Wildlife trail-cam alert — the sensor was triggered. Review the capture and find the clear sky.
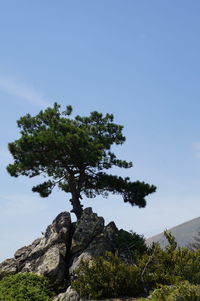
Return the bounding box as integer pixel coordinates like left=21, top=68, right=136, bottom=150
left=0, top=0, right=200, bottom=262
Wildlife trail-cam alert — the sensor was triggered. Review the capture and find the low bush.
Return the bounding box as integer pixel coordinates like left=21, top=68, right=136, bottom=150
left=0, top=273, right=54, bottom=301
left=72, top=252, right=143, bottom=299
left=150, top=281, right=200, bottom=301
left=72, top=231, right=200, bottom=299
left=116, top=229, right=147, bottom=262
left=137, top=232, right=200, bottom=292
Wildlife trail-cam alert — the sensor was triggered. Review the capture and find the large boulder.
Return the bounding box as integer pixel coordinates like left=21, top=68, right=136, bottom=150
left=0, top=212, right=72, bottom=284
left=70, top=207, right=105, bottom=255
left=69, top=208, right=119, bottom=277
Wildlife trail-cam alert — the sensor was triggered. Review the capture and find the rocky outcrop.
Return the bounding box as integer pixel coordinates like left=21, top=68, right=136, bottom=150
left=69, top=220, right=118, bottom=276
left=0, top=212, right=72, bottom=284
left=68, top=208, right=118, bottom=277
left=70, top=207, right=104, bottom=255
left=0, top=207, right=120, bottom=297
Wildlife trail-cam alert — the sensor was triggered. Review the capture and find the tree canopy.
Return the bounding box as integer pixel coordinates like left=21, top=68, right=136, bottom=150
left=7, top=103, right=156, bottom=219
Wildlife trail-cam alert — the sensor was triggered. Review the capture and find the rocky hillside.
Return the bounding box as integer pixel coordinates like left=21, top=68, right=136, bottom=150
left=146, top=216, right=200, bottom=248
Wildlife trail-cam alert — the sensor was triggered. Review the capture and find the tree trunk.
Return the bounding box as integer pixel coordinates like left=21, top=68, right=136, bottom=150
left=70, top=195, right=83, bottom=220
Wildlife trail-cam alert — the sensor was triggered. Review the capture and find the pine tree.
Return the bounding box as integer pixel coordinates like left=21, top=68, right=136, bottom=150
left=7, top=103, right=156, bottom=219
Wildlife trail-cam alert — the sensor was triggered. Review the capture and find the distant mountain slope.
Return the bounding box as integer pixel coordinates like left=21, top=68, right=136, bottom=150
left=146, top=216, right=200, bottom=248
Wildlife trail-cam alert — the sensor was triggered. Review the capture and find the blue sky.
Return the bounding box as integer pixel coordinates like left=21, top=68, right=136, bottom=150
left=0, top=0, right=200, bottom=261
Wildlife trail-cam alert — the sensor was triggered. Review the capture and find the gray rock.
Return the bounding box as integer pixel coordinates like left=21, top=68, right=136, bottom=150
left=70, top=207, right=104, bottom=255
left=69, top=211, right=118, bottom=276
left=0, top=258, right=18, bottom=278
left=0, top=207, right=122, bottom=293
left=83, top=221, right=118, bottom=257
left=0, top=212, right=72, bottom=284
left=53, top=286, right=80, bottom=301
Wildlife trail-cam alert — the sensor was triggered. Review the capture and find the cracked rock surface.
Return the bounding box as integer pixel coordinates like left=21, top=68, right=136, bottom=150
left=0, top=207, right=121, bottom=299
left=0, top=212, right=71, bottom=284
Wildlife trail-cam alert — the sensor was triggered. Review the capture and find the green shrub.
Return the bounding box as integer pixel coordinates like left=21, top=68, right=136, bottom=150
left=0, top=271, right=13, bottom=281
left=137, top=232, right=200, bottom=292
left=150, top=281, right=200, bottom=301
left=117, top=229, right=147, bottom=262
left=72, top=231, right=200, bottom=299
left=72, top=252, right=143, bottom=299
left=0, top=273, right=54, bottom=301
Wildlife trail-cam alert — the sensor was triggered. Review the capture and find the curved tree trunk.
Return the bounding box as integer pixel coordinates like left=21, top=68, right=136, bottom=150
left=70, top=195, right=83, bottom=220
left=68, top=170, right=84, bottom=220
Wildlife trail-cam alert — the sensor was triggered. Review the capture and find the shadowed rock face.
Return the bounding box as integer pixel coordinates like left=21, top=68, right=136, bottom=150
left=70, top=207, right=105, bottom=255
left=0, top=208, right=119, bottom=286
left=69, top=208, right=118, bottom=277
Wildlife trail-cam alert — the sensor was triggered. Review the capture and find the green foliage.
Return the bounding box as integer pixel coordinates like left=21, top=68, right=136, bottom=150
left=0, top=273, right=54, bottom=301
left=164, top=230, right=177, bottom=249
left=150, top=281, right=200, bottom=301
left=117, top=229, right=147, bottom=261
left=72, top=252, right=143, bottom=299
left=137, top=232, right=200, bottom=292
left=7, top=103, right=156, bottom=219
left=71, top=232, right=200, bottom=299
left=0, top=271, right=13, bottom=281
